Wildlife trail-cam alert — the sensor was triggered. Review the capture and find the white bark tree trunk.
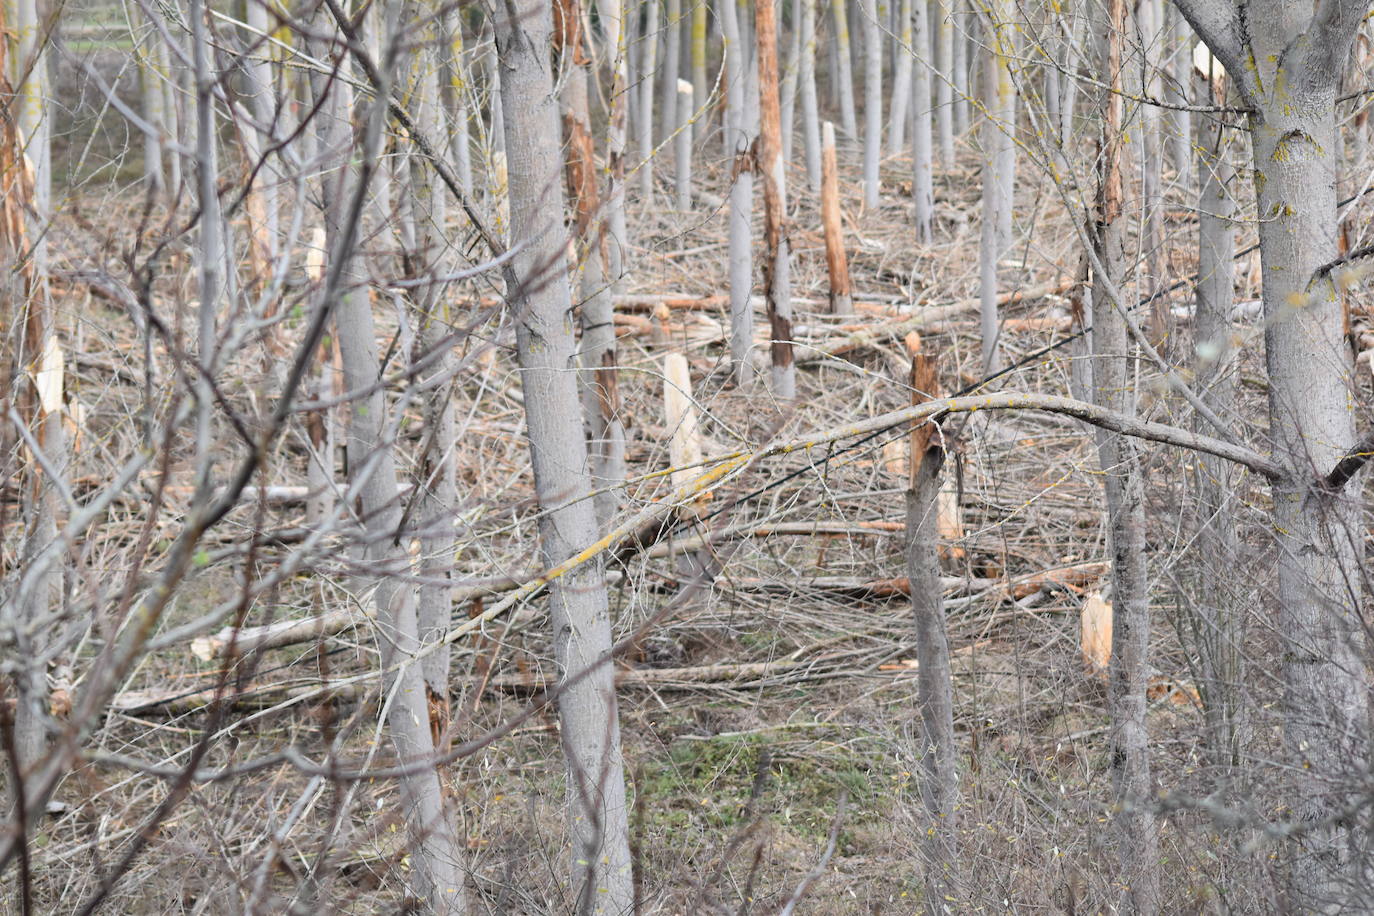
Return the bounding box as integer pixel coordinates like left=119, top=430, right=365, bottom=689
left=494, top=1, right=634, bottom=907
left=830, top=0, right=859, bottom=137
left=1092, top=3, right=1159, bottom=910
left=888, top=0, right=912, bottom=155
left=322, top=7, right=468, bottom=907
left=860, top=0, right=883, bottom=207
left=1172, top=2, right=1370, bottom=904
left=911, top=0, right=934, bottom=242
left=799, top=0, right=823, bottom=192
left=722, top=0, right=758, bottom=385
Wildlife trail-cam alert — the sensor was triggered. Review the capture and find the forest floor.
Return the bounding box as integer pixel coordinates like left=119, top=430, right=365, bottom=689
left=24, top=74, right=1338, bottom=911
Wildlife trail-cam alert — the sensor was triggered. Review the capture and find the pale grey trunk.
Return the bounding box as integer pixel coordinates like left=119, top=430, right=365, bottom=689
left=1136, top=0, right=1166, bottom=339
left=1164, top=5, right=1192, bottom=190
left=781, top=0, right=801, bottom=163
left=691, top=0, right=709, bottom=143
left=987, top=0, right=1015, bottom=247
left=934, top=0, right=954, bottom=163
left=563, top=1, right=627, bottom=526
left=638, top=0, right=660, bottom=197
left=437, top=7, right=474, bottom=195
left=756, top=0, right=795, bottom=399
left=1253, top=101, right=1366, bottom=915
left=322, top=10, right=468, bottom=908
left=910, top=0, right=933, bottom=243
left=951, top=0, right=968, bottom=133
left=1191, top=88, right=1242, bottom=771
left=906, top=452, right=959, bottom=910
left=888, top=0, right=912, bottom=155
left=244, top=0, right=279, bottom=264
left=860, top=0, right=883, bottom=207
left=409, top=31, right=458, bottom=711
left=675, top=81, right=694, bottom=208
left=660, top=0, right=683, bottom=147
left=495, top=1, right=634, bottom=908
left=1170, top=2, right=1371, bottom=901
left=722, top=0, right=757, bottom=385
left=831, top=0, right=858, bottom=137
left=605, top=0, right=631, bottom=286
left=138, top=12, right=166, bottom=194
left=799, top=0, right=823, bottom=192
left=977, top=155, right=1000, bottom=373
left=1090, top=4, right=1158, bottom=910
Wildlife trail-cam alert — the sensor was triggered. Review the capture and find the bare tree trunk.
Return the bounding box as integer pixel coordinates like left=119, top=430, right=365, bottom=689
left=799, top=0, right=823, bottom=192
left=604, top=0, right=631, bottom=287
left=830, top=0, right=858, bottom=137
left=691, top=0, right=710, bottom=142
left=406, top=23, right=459, bottom=738
left=3, top=0, right=66, bottom=835
left=821, top=121, right=853, bottom=315
left=934, top=0, right=954, bottom=163
left=722, top=0, right=757, bottom=385
left=951, top=0, right=969, bottom=134
left=322, top=7, right=468, bottom=908
left=859, top=0, right=883, bottom=207
left=911, top=0, right=933, bottom=243
left=559, top=0, right=627, bottom=525
left=675, top=80, right=694, bottom=208
left=781, top=0, right=801, bottom=163
left=660, top=0, right=683, bottom=148
left=904, top=337, right=959, bottom=911
left=1172, top=3, right=1371, bottom=905
left=1092, top=3, right=1159, bottom=910
left=437, top=7, right=474, bottom=195
left=1190, top=69, right=1242, bottom=773
left=987, top=0, right=1015, bottom=246
left=495, top=1, right=634, bottom=908
left=638, top=0, right=660, bottom=198
left=1164, top=4, right=1192, bottom=190
left=888, top=0, right=912, bottom=155
left=756, top=0, right=795, bottom=399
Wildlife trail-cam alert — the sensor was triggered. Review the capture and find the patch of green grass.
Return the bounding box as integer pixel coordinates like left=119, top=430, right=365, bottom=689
left=634, top=728, right=885, bottom=848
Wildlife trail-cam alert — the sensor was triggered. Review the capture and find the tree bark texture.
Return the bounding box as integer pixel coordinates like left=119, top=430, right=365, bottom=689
left=495, top=0, right=635, bottom=908
left=1092, top=2, right=1159, bottom=911
left=756, top=0, right=795, bottom=398
left=1171, top=3, right=1371, bottom=906
left=323, top=11, right=469, bottom=907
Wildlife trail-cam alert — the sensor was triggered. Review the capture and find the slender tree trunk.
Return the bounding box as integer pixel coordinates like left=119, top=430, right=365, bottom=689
left=904, top=337, right=959, bottom=911
left=820, top=120, right=853, bottom=315
left=405, top=9, right=458, bottom=735
left=911, top=0, right=933, bottom=243
left=1191, top=71, right=1242, bottom=773
left=638, top=0, right=660, bottom=198
left=559, top=0, right=628, bottom=526
left=437, top=7, right=474, bottom=195
left=1164, top=4, right=1192, bottom=190
left=781, top=0, right=801, bottom=163
left=951, top=0, right=968, bottom=133
left=691, top=0, right=709, bottom=142
left=756, top=0, right=795, bottom=399
left=934, top=0, right=954, bottom=163
left=722, top=0, right=757, bottom=385
left=495, top=1, right=634, bottom=908
left=987, top=0, right=1015, bottom=247
left=675, top=80, right=694, bottom=207
left=660, top=0, right=683, bottom=149
left=322, top=7, right=468, bottom=908
left=830, top=0, right=858, bottom=137
left=888, top=0, right=912, bottom=155
left=1092, top=3, right=1159, bottom=910
left=799, top=0, right=822, bottom=192
left=604, top=0, right=631, bottom=286
left=859, top=0, right=883, bottom=207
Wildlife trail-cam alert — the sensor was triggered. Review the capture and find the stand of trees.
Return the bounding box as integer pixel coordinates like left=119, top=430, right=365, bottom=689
left=1, top=0, right=1372, bottom=911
